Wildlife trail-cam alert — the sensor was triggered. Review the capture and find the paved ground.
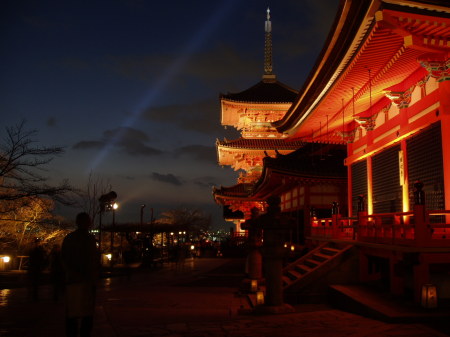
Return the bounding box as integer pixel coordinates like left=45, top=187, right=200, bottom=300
left=0, top=258, right=448, bottom=337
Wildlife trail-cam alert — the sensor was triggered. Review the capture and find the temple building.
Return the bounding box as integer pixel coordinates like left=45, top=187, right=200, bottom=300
left=271, top=0, right=450, bottom=305
left=213, top=8, right=300, bottom=231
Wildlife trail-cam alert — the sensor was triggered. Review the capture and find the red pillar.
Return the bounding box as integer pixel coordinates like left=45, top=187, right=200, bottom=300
left=304, top=185, right=311, bottom=238
left=367, top=157, right=373, bottom=215
left=347, top=143, right=353, bottom=217
left=439, top=80, right=450, bottom=216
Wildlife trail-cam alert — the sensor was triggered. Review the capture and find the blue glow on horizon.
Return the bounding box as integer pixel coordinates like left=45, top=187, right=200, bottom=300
left=89, top=0, right=239, bottom=172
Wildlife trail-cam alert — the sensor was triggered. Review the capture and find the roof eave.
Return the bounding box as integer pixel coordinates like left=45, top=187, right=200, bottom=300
left=273, top=0, right=375, bottom=134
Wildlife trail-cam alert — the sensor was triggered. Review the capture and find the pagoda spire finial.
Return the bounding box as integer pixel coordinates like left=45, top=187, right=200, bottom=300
left=263, top=7, right=276, bottom=82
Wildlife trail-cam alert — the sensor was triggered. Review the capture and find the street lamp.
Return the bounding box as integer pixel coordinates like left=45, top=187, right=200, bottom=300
left=110, top=202, right=119, bottom=267
left=140, top=204, right=146, bottom=226
left=98, top=191, right=117, bottom=254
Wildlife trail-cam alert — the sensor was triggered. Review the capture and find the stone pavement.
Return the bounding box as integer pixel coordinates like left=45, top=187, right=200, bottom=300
left=0, top=258, right=448, bottom=337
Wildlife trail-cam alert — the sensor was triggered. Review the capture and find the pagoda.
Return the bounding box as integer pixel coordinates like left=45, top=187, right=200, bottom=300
left=213, top=8, right=300, bottom=230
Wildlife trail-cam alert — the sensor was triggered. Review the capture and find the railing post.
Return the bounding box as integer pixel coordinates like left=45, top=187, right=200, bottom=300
left=310, top=207, right=318, bottom=236
left=413, top=181, right=430, bottom=246
left=356, top=195, right=366, bottom=240
left=331, top=202, right=341, bottom=238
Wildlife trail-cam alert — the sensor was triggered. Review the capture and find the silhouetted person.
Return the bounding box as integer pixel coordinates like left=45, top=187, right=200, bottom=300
left=175, top=244, right=186, bottom=272
left=122, top=245, right=134, bottom=281
left=49, top=244, right=65, bottom=301
left=62, top=212, right=100, bottom=337
left=27, top=237, right=46, bottom=301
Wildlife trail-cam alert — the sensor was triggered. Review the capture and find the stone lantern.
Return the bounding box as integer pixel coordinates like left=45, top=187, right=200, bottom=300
left=241, top=207, right=263, bottom=285
left=256, top=196, right=295, bottom=313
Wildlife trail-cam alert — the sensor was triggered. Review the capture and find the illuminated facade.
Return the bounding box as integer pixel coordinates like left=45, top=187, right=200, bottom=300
left=275, top=0, right=450, bottom=303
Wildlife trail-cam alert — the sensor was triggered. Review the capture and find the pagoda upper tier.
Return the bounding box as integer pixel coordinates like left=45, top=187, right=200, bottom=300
left=220, top=78, right=298, bottom=138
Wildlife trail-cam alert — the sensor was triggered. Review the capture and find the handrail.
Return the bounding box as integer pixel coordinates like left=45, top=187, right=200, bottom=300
left=359, top=211, right=414, bottom=217
left=310, top=207, right=450, bottom=247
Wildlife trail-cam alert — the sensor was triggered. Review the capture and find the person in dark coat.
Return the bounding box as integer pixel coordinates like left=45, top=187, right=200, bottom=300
left=61, top=212, right=100, bottom=337
left=27, top=237, right=46, bottom=301
left=49, top=244, right=65, bottom=301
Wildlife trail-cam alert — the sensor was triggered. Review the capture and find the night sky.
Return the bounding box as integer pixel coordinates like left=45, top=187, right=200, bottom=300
left=1, top=0, right=339, bottom=228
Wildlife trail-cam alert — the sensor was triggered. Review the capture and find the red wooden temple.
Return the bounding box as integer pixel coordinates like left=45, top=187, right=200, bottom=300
left=272, top=0, right=450, bottom=304
left=214, top=0, right=450, bottom=305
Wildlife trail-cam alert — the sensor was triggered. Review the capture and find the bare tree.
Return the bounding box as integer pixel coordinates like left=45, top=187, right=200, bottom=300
left=157, top=208, right=211, bottom=239
left=0, top=197, right=70, bottom=254
left=0, top=120, right=73, bottom=210
left=76, top=171, right=113, bottom=228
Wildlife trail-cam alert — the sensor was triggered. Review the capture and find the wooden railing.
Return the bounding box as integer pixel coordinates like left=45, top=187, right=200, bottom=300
left=310, top=206, right=450, bottom=247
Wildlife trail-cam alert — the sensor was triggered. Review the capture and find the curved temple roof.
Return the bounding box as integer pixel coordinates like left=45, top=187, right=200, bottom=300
left=216, top=137, right=304, bottom=150
left=221, top=79, right=298, bottom=104
left=213, top=143, right=347, bottom=203
left=273, top=0, right=450, bottom=139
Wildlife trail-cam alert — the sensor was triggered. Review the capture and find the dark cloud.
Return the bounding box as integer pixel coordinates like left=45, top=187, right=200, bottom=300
left=192, top=176, right=220, bottom=189
left=73, top=140, right=104, bottom=150
left=73, top=126, right=163, bottom=156
left=105, top=127, right=162, bottom=156
left=150, top=172, right=183, bottom=186
left=277, top=0, right=339, bottom=61
left=118, top=174, right=136, bottom=181
left=183, top=44, right=259, bottom=81
left=174, top=145, right=216, bottom=164
left=21, top=15, right=52, bottom=29
left=105, top=44, right=259, bottom=86
left=47, top=117, right=56, bottom=127
left=61, top=57, right=91, bottom=71
left=142, top=99, right=225, bottom=136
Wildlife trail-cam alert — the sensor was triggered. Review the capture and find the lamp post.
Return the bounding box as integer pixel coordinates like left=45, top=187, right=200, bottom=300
left=110, top=202, right=118, bottom=267
left=98, top=191, right=117, bottom=261
left=140, top=204, right=146, bottom=226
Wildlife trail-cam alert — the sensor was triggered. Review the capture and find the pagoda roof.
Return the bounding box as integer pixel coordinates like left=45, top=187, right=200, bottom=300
left=273, top=0, right=450, bottom=140
left=213, top=183, right=253, bottom=197
left=261, top=143, right=347, bottom=178
left=216, top=137, right=304, bottom=150
left=213, top=183, right=256, bottom=204
left=213, top=142, right=347, bottom=203
left=252, top=143, right=347, bottom=198
left=221, top=79, right=298, bottom=104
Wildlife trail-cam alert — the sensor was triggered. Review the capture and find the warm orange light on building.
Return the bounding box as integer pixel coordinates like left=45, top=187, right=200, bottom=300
left=367, top=157, right=373, bottom=215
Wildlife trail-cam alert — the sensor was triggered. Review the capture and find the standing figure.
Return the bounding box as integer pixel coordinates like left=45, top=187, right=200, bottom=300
left=49, top=244, right=65, bottom=301
left=62, top=212, right=100, bottom=337
left=27, top=237, right=46, bottom=301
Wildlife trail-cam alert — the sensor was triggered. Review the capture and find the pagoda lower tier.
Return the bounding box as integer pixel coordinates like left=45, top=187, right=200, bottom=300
left=216, top=137, right=305, bottom=175
left=213, top=143, right=348, bottom=235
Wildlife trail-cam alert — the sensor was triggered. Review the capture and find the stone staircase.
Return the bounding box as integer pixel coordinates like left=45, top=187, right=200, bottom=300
left=282, top=242, right=354, bottom=290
